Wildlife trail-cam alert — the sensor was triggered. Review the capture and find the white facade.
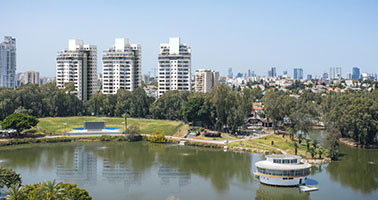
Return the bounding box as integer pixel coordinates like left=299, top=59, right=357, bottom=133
left=195, top=69, right=219, bottom=93
left=56, top=39, right=97, bottom=101
left=0, top=36, right=16, bottom=88
left=102, top=38, right=141, bottom=94
left=255, top=154, right=311, bottom=186
left=158, top=37, right=191, bottom=97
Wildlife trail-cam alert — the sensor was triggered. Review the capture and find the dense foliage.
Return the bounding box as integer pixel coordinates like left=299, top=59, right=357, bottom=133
left=0, top=166, right=91, bottom=200
left=0, top=166, right=22, bottom=188
left=0, top=83, right=376, bottom=144
left=1, top=113, right=39, bottom=133
left=321, top=90, right=378, bottom=145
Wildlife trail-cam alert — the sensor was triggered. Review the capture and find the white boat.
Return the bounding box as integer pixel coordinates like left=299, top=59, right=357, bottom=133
left=178, top=141, right=186, bottom=146
left=254, top=154, right=311, bottom=186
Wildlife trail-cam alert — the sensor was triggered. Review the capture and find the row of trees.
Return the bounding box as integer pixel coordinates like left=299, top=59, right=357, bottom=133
left=264, top=88, right=378, bottom=145
left=0, top=166, right=91, bottom=200
left=321, top=90, right=378, bottom=145
left=1, top=83, right=376, bottom=144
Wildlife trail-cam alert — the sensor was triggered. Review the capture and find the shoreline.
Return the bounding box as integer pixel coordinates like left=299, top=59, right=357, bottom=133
left=0, top=134, right=332, bottom=165
left=338, top=138, right=378, bottom=149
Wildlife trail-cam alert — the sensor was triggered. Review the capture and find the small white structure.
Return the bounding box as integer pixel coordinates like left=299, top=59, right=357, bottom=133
left=254, top=154, right=311, bottom=186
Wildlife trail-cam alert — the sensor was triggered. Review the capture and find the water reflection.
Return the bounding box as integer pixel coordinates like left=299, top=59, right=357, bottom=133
left=56, top=147, right=97, bottom=185
left=102, top=159, right=141, bottom=186
left=158, top=165, right=191, bottom=187
left=255, top=184, right=310, bottom=200
left=326, top=144, right=378, bottom=194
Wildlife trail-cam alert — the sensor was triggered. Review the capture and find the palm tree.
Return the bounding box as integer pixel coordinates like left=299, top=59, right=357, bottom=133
left=308, top=147, right=316, bottom=159
left=293, top=141, right=299, bottom=155
left=297, top=133, right=304, bottom=144
left=2, top=183, right=24, bottom=200
left=287, top=128, right=296, bottom=141
left=40, top=180, right=66, bottom=200
left=304, top=138, right=311, bottom=151
left=318, top=147, right=324, bottom=159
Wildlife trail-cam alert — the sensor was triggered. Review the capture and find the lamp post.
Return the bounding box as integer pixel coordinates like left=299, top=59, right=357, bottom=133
left=64, top=123, right=67, bottom=135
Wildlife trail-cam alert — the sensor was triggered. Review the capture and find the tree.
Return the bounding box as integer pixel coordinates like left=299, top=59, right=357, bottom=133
left=125, top=125, right=142, bottom=142
left=150, top=90, right=189, bottom=120
left=0, top=167, right=22, bottom=188
left=293, top=141, right=299, bottom=155
left=1, top=113, right=39, bottom=134
left=40, top=180, right=66, bottom=200
left=308, top=146, right=316, bottom=159
left=59, top=183, right=92, bottom=200
left=2, top=183, right=24, bottom=200
left=263, top=90, right=288, bottom=133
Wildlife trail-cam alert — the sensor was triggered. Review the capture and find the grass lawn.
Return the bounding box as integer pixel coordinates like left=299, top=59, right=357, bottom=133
left=254, top=134, right=327, bottom=159
left=31, top=117, right=188, bottom=136
left=227, top=140, right=281, bottom=153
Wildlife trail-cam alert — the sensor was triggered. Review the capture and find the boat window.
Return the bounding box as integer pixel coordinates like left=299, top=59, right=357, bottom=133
left=273, top=159, right=282, bottom=163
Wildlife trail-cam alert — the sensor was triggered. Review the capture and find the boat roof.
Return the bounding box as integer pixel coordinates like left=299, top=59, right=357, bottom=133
left=255, top=160, right=311, bottom=170
left=265, top=154, right=302, bottom=160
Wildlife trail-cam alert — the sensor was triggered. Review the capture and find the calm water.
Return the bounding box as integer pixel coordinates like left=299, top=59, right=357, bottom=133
left=0, top=137, right=377, bottom=200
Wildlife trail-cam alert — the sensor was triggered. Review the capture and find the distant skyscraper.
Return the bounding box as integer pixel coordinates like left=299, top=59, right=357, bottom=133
left=283, top=70, right=288, bottom=75
left=0, top=36, right=16, bottom=88
left=56, top=39, right=97, bottom=101
left=22, top=71, right=40, bottom=85
left=293, top=68, right=303, bottom=80
left=195, top=69, right=219, bottom=93
left=307, top=74, right=312, bottom=80
left=102, top=38, right=141, bottom=94
left=336, top=67, right=342, bottom=79
left=323, top=73, right=329, bottom=80
left=330, top=67, right=342, bottom=79
left=236, top=72, right=243, bottom=78
left=345, top=72, right=352, bottom=80
left=228, top=67, right=233, bottom=78
left=248, top=69, right=251, bottom=77
left=158, top=37, right=191, bottom=97
left=329, top=67, right=336, bottom=80
left=352, top=67, right=360, bottom=80
left=271, top=67, right=277, bottom=77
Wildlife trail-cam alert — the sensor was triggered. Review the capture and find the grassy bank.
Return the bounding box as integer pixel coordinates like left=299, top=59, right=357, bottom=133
left=29, top=117, right=188, bottom=136
left=254, top=134, right=327, bottom=158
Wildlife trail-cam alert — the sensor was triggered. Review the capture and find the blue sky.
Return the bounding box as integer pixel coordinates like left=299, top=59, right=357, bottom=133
left=2, top=0, right=378, bottom=77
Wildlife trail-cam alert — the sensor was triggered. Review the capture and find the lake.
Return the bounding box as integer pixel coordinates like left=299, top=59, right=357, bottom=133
left=0, top=135, right=377, bottom=200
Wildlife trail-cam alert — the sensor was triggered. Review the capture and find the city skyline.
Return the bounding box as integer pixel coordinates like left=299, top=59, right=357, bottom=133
left=2, top=0, right=378, bottom=77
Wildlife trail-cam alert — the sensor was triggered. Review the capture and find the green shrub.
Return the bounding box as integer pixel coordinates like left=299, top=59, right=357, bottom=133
left=148, top=131, right=167, bottom=143
left=124, top=125, right=142, bottom=142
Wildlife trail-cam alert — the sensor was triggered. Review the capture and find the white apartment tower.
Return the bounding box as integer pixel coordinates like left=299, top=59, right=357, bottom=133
left=158, top=37, right=191, bottom=97
left=56, top=40, right=97, bottom=101
left=0, top=36, right=16, bottom=88
left=195, top=69, right=219, bottom=93
left=102, top=38, right=141, bottom=94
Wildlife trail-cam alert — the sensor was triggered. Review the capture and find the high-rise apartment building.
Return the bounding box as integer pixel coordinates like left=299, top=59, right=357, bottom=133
left=102, top=38, right=141, bottom=94
left=293, top=68, right=303, bottom=80
left=0, top=36, right=16, bottom=88
left=307, top=74, right=313, bottom=80
left=330, top=67, right=342, bottom=79
left=158, top=37, right=191, bottom=97
left=56, top=39, right=97, bottom=101
left=228, top=67, right=233, bottom=78
left=195, top=69, right=219, bottom=93
left=352, top=67, right=360, bottom=80
left=22, top=71, right=40, bottom=85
